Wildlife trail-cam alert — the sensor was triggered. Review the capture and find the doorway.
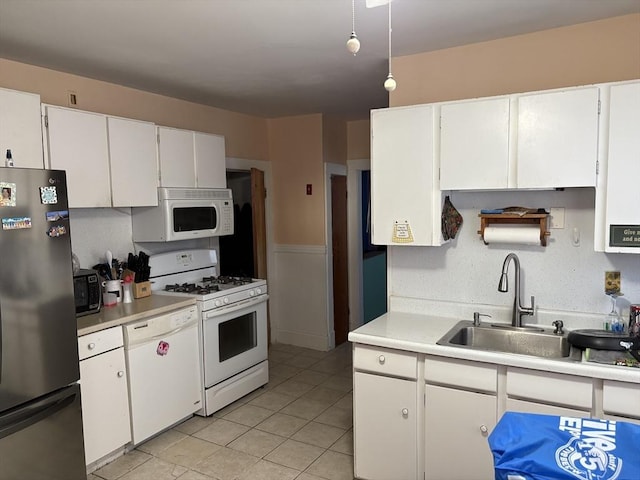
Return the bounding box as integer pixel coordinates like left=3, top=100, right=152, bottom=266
left=219, top=169, right=267, bottom=279
left=331, top=174, right=349, bottom=346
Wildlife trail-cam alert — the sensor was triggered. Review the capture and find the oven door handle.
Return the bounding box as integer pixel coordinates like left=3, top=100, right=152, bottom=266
left=204, top=294, right=268, bottom=318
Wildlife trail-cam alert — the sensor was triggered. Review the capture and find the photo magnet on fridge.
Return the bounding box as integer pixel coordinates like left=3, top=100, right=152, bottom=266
left=0, top=182, right=17, bottom=207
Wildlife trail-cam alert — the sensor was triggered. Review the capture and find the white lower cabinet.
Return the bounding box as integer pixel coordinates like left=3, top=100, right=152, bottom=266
left=78, top=327, right=131, bottom=465
left=505, top=367, right=592, bottom=414
left=424, top=356, right=497, bottom=480
left=353, top=342, right=638, bottom=480
left=505, top=398, right=590, bottom=418
left=425, top=385, right=496, bottom=480
left=353, top=372, right=418, bottom=480
left=353, top=345, right=418, bottom=480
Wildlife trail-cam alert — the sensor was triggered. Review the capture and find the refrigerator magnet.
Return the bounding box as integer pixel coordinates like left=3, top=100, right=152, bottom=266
left=46, top=225, right=67, bottom=237
left=2, top=216, right=32, bottom=230
left=46, top=210, right=69, bottom=222
left=39, top=186, right=58, bottom=204
left=0, top=182, right=16, bottom=207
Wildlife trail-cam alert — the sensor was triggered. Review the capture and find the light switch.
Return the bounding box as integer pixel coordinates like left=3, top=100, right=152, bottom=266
left=550, top=207, right=565, bottom=229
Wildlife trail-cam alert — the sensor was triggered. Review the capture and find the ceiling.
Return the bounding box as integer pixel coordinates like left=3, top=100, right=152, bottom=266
left=0, top=0, right=638, bottom=119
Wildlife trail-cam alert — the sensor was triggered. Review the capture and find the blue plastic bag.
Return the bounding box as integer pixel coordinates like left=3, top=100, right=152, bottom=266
left=489, top=412, right=640, bottom=480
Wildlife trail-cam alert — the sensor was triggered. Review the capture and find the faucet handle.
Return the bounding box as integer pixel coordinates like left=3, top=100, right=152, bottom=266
left=526, top=295, right=535, bottom=315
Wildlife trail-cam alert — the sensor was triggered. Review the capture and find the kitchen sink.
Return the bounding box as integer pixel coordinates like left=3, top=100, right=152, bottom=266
left=436, top=320, right=571, bottom=359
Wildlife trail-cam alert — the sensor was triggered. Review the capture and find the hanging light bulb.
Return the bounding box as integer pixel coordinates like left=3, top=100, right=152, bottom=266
left=347, top=33, right=360, bottom=55
left=383, top=0, right=397, bottom=91
left=346, top=0, right=361, bottom=55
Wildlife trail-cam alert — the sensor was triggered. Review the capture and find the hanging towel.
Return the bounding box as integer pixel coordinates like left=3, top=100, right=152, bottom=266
left=441, top=195, right=463, bottom=240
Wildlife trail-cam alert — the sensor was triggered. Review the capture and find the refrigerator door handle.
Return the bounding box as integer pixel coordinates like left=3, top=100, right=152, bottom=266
left=0, top=387, right=77, bottom=440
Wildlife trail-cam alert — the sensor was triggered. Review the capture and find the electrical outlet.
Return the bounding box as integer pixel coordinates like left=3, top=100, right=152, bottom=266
left=549, top=207, right=565, bottom=229
left=605, top=271, right=621, bottom=295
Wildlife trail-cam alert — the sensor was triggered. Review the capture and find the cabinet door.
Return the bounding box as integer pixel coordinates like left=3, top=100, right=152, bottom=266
left=354, top=372, right=417, bottom=480
left=194, top=132, right=226, bottom=188
left=0, top=88, right=43, bottom=168
left=44, top=106, right=111, bottom=207
left=517, top=87, right=599, bottom=188
left=371, top=105, right=440, bottom=246
left=440, top=97, right=510, bottom=190
left=158, top=126, right=195, bottom=187
left=79, top=348, right=131, bottom=465
left=108, top=117, right=158, bottom=207
left=604, top=82, right=640, bottom=253
left=424, top=385, right=496, bottom=480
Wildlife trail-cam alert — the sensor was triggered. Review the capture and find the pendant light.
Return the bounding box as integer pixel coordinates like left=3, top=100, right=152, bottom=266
left=346, top=0, right=361, bottom=55
left=383, top=0, right=396, bottom=92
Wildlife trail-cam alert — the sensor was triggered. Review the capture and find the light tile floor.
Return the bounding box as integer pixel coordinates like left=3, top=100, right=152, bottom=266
left=90, top=342, right=355, bottom=480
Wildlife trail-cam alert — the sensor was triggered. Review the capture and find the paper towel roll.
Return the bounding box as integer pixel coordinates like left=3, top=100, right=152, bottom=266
left=483, top=225, right=541, bottom=245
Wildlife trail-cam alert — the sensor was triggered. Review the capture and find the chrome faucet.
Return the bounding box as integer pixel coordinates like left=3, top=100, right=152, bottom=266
left=498, top=253, right=535, bottom=327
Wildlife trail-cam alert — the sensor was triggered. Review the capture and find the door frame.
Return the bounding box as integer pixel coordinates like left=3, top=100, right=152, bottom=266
left=347, top=159, right=370, bottom=332
left=225, top=156, right=274, bottom=326
left=324, top=162, right=347, bottom=350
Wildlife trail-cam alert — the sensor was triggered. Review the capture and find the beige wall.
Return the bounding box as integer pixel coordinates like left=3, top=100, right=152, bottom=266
left=390, top=14, right=640, bottom=107
left=268, top=114, right=325, bottom=245
left=0, top=58, right=269, bottom=160
left=322, top=115, right=347, bottom=166
left=347, top=119, right=371, bottom=160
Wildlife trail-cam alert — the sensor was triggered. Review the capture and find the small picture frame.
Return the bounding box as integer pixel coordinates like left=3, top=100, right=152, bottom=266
left=0, top=182, right=17, bottom=207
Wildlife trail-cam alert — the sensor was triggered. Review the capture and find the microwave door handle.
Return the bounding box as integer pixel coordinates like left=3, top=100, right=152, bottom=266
left=204, top=295, right=268, bottom=319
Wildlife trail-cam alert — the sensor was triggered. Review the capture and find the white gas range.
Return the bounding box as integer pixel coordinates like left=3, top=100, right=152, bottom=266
left=149, top=249, right=269, bottom=416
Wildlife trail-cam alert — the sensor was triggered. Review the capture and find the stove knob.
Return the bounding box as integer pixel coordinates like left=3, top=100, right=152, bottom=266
left=256, top=288, right=262, bottom=295
left=223, top=297, right=229, bottom=304
left=214, top=300, right=222, bottom=307
left=249, top=289, right=255, bottom=297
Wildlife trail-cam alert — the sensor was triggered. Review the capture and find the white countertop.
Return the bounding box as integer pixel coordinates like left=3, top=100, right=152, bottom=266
left=77, top=294, right=197, bottom=336
left=348, top=311, right=640, bottom=384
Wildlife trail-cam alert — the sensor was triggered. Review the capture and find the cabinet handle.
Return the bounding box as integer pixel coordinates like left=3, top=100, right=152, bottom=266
left=402, top=408, right=409, bottom=417
left=378, top=355, right=386, bottom=365
left=87, top=343, right=96, bottom=350
left=480, top=424, right=488, bottom=435
left=117, top=371, right=125, bottom=378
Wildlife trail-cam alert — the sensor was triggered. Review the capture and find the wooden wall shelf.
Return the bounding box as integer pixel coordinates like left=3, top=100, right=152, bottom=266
left=477, top=213, right=550, bottom=246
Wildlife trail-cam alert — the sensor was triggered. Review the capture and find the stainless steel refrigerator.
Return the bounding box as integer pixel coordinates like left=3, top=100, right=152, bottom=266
left=0, top=167, right=86, bottom=479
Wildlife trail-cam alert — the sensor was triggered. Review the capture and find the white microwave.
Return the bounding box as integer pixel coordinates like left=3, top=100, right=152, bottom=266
left=132, top=188, right=234, bottom=242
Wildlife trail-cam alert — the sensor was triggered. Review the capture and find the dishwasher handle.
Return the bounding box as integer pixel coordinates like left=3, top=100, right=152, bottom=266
left=125, top=319, right=197, bottom=347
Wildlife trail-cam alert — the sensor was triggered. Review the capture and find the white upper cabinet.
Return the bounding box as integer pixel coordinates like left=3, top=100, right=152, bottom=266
left=108, top=116, right=158, bottom=207
left=43, top=105, right=158, bottom=208
left=158, top=127, right=226, bottom=188
left=44, top=105, right=111, bottom=207
left=194, top=132, right=226, bottom=188
left=0, top=87, right=44, bottom=168
left=602, top=81, right=640, bottom=253
left=439, top=86, right=599, bottom=190
left=517, top=87, right=599, bottom=188
left=440, top=97, right=510, bottom=190
left=371, top=104, right=442, bottom=246
left=157, top=126, right=196, bottom=187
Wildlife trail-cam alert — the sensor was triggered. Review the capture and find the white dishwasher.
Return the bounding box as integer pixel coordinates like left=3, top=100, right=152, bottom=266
left=123, top=305, right=201, bottom=445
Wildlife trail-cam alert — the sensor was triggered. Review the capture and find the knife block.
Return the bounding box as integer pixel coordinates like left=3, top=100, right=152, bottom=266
left=133, top=281, right=151, bottom=299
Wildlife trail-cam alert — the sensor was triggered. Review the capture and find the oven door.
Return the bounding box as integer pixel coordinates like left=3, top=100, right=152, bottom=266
left=202, top=295, right=268, bottom=388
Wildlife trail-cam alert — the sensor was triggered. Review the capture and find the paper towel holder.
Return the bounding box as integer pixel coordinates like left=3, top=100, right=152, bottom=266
left=478, top=213, right=550, bottom=246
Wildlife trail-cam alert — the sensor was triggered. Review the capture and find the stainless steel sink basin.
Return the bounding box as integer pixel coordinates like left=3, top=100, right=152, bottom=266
left=436, top=320, right=570, bottom=358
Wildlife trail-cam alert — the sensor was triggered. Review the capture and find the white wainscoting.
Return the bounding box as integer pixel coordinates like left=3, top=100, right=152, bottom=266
left=272, top=244, right=330, bottom=351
